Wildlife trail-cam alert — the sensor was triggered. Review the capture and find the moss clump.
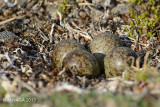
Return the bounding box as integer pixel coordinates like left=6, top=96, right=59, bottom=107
left=125, top=0, right=160, bottom=38
left=57, top=0, right=72, bottom=19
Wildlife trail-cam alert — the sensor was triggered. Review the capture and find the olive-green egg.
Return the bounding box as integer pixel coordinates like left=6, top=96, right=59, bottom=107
left=52, top=39, right=85, bottom=68
left=104, top=47, right=137, bottom=77
left=62, top=50, right=100, bottom=77
left=90, top=32, right=122, bottom=72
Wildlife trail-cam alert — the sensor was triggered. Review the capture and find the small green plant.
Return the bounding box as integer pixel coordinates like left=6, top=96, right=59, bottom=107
left=124, top=51, right=158, bottom=81
left=125, top=0, right=160, bottom=38
left=57, top=0, right=72, bottom=19
left=129, top=0, right=143, bottom=4
left=0, top=84, right=6, bottom=101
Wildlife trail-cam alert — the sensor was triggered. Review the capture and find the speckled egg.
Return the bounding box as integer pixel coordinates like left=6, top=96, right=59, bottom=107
left=62, top=50, right=100, bottom=77
left=104, top=47, right=137, bottom=77
left=90, top=32, right=122, bottom=72
left=52, top=39, right=85, bottom=68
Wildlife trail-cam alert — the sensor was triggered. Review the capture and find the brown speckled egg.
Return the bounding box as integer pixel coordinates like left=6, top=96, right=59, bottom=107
left=62, top=50, right=100, bottom=77
left=104, top=47, right=137, bottom=77
left=52, top=39, right=85, bottom=68
left=90, top=32, right=122, bottom=72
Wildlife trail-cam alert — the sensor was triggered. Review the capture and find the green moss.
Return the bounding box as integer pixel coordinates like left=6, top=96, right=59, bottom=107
left=0, top=90, right=149, bottom=107
left=125, top=0, right=160, bottom=38
left=135, top=71, right=147, bottom=81
left=57, top=0, right=72, bottom=19
left=0, top=84, right=6, bottom=101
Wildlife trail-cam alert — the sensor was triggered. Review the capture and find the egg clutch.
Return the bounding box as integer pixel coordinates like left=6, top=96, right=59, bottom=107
left=52, top=32, right=137, bottom=78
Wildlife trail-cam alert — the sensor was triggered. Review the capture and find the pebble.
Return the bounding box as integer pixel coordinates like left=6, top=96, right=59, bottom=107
left=0, top=31, right=17, bottom=43
left=46, top=4, right=58, bottom=19
left=23, top=19, right=30, bottom=24
left=3, top=9, right=13, bottom=17
left=111, top=4, right=129, bottom=15
left=92, top=0, right=117, bottom=9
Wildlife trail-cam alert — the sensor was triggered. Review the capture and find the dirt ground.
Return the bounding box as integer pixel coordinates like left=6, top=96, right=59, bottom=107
left=0, top=0, right=160, bottom=106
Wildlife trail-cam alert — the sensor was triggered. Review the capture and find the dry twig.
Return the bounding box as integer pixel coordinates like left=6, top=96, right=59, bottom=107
left=0, top=16, right=24, bottom=25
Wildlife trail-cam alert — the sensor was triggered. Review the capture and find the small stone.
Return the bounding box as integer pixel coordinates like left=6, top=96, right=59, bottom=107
left=23, top=19, right=30, bottom=24
left=46, top=5, right=58, bottom=19
left=16, top=0, right=28, bottom=8
left=0, top=31, right=17, bottom=43
left=3, top=9, right=13, bottom=17
left=92, top=0, right=117, bottom=9
left=111, top=4, right=129, bottom=15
